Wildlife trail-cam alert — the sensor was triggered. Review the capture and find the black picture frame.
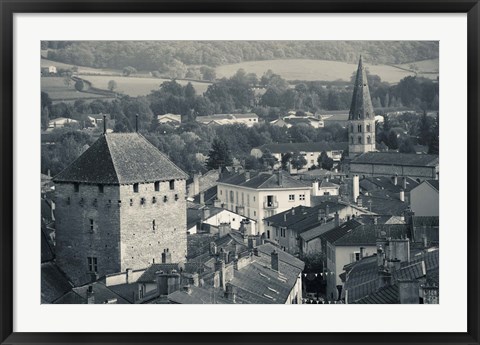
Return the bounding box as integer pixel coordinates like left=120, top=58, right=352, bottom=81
left=1, top=1, right=479, bottom=344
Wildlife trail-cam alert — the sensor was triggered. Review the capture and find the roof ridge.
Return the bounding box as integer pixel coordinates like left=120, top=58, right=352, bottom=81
left=104, top=134, right=121, bottom=184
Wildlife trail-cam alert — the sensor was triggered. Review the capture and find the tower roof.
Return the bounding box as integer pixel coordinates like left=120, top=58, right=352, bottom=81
left=349, top=56, right=375, bottom=120
left=53, top=133, right=188, bottom=184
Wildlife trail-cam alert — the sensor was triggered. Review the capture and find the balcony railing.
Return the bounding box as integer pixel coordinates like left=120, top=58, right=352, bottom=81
left=263, top=201, right=279, bottom=209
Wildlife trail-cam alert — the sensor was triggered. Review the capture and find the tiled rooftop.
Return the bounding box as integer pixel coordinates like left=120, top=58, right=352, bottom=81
left=53, top=133, right=188, bottom=184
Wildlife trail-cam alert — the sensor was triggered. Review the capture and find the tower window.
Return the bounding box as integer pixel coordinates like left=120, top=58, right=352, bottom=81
left=98, top=184, right=104, bottom=193
left=133, top=183, right=139, bottom=193
left=87, top=257, right=98, bottom=273
left=74, top=183, right=79, bottom=192
left=367, top=136, right=371, bottom=144
left=169, top=180, right=175, bottom=190
left=154, top=181, right=160, bottom=192
left=366, top=124, right=371, bottom=132
left=350, top=136, right=354, bottom=144
left=350, top=124, right=354, bottom=132
left=358, top=136, right=362, bottom=144
left=89, top=219, right=94, bottom=233
left=357, top=124, right=362, bottom=132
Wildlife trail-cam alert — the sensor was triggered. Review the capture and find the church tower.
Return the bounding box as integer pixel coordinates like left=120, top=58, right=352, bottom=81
left=348, top=56, right=376, bottom=157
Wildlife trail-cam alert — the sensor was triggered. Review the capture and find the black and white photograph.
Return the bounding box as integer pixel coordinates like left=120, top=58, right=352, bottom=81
left=40, top=40, right=440, bottom=305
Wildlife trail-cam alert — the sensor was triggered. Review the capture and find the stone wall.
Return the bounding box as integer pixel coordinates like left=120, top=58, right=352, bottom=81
left=55, top=182, right=122, bottom=286
left=119, top=179, right=187, bottom=272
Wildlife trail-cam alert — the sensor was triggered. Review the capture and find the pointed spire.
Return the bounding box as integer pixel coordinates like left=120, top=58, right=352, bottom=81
left=349, top=56, right=374, bottom=120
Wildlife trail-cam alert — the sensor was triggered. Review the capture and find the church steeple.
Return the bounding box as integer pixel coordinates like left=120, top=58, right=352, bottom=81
left=349, top=55, right=375, bottom=120
left=347, top=56, right=376, bottom=157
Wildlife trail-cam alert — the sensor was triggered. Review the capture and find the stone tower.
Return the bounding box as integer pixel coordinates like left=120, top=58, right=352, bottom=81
left=53, top=132, right=188, bottom=286
left=348, top=56, right=376, bottom=157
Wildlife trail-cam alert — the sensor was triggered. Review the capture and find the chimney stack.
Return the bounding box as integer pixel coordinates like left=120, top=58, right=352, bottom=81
left=225, top=283, right=237, bottom=303
left=402, top=177, right=407, bottom=190
left=161, top=248, right=172, bottom=264
left=359, top=247, right=365, bottom=259
left=277, top=171, right=283, bottom=187
left=210, top=242, right=217, bottom=255
left=377, top=246, right=385, bottom=267
left=245, top=171, right=250, bottom=181
left=214, top=259, right=226, bottom=289
left=86, top=285, right=95, bottom=304
left=103, top=114, right=107, bottom=135
left=199, top=192, right=205, bottom=205
left=202, top=207, right=210, bottom=221
left=352, top=175, right=359, bottom=203
left=126, top=268, right=133, bottom=284
left=334, top=212, right=340, bottom=227
left=392, top=174, right=398, bottom=186
left=271, top=250, right=279, bottom=272
left=399, top=189, right=405, bottom=202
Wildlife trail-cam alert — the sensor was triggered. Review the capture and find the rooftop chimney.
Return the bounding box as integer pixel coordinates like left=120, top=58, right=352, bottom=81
left=86, top=285, right=95, bottom=304
left=103, top=114, right=107, bottom=135
left=402, top=176, right=407, bottom=190
left=392, top=174, right=398, bottom=186
left=334, top=212, right=340, bottom=227
left=202, top=207, right=210, bottom=220
left=199, top=192, right=205, bottom=205
left=245, top=171, right=250, bottom=181
left=161, top=248, right=172, bottom=264
left=359, top=247, right=365, bottom=259
left=277, top=171, right=283, bottom=187
left=352, top=175, right=359, bottom=203
left=271, top=250, right=279, bottom=272
left=126, top=268, right=133, bottom=284
left=291, top=207, right=295, bottom=216
left=214, top=259, right=226, bottom=289
left=210, top=242, right=217, bottom=255
left=399, top=189, right=405, bottom=202
left=377, top=246, right=385, bottom=267
left=225, top=283, right=237, bottom=303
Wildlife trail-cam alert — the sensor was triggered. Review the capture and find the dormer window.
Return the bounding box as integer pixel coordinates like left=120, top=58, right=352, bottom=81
left=133, top=183, right=139, bottom=193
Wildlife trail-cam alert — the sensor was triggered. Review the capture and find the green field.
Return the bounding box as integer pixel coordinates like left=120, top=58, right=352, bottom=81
left=82, top=76, right=212, bottom=97
left=216, top=59, right=439, bottom=84
left=396, top=58, right=439, bottom=79
left=41, top=77, right=110, bottom=102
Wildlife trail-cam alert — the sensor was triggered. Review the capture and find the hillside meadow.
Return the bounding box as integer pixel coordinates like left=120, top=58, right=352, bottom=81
left=82, top=76, right=212, bottom=97
left=216, top=59, right=439, bottom=84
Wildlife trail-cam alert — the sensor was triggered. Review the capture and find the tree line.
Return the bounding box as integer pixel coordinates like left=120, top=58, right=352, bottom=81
left=43, top=40, right=438, bottom=74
